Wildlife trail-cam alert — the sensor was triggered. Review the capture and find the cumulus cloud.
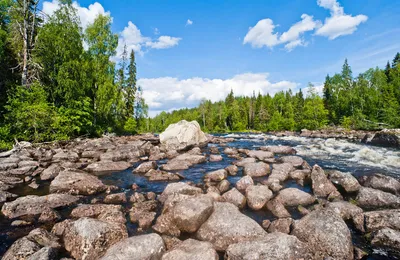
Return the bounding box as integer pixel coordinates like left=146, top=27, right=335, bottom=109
left=145, top=36, right=182, bottom=49
left=138, top=73, right=299, bottom=116
left=315, top=0, right=368, bottom=39
left=186, top=19, right=193, bottom=26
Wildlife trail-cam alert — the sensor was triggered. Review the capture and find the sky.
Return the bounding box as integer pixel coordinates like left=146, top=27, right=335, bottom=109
left=42, top=0, right=400, bottom=117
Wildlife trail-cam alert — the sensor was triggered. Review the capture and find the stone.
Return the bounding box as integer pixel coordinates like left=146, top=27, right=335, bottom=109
left=50, top=170, right=107, bottom=195
left=209, top=154, right=223, bottom=162
left=162, top=153, right=206, bottom=171
left=18, top=160, right=39, bottom=168
left=276, top=188, right=316, bottom=207
left=225, top=232, right=312, bottom=260
left=85, top=161, right=131, bottom=174
left=224, top=147, right=238, bottom=155
left=145, top=169, right=181, bottom=181
left=370, top=130, right=400, bottom=149
left=325, top=201, right=363, bottom=221
left=217, top=179, right=230, bottom=193
left=246, top=150, right=274, bottom=160
left=245, top=185, right=273, bottom=210
left=70, top=204, right=126, bottom=225
left=9, top=166, right=37, bottom=176
left=363, top=209, right=400, bottom=232
left=268, top=163, right=294, bottom=183
left=205, top=169, right=227, bottom=182
left=104, top=193, right=127, bottom=204
left=133, top=161, right=157, bottom=174
left=0, top=190, right=17, bottom=203
left=262, top=219, right=271, bottom=230
left=311, top=165, right=338, bottom=197
left=130, top=200, right=158, bottom=229
left=27, top=247, right=57, bottom=260
left=266, top=197, right=291, bottom=218
left=233, top=157, right=256, bottom=167
left=160, top=120, right=207, bottom=150
left=159, top=182, right=202, bottom=204
left=162, top=235, right=182, bottom=250
left=371, top=228, right=400, bottom=253
left=260, top=145, right=296, bottom=155
left=196, top=202, right=267, bottom=251
left=267, top=218, right=293, bottom=234
left=222, top=188, right=246, bottom=208
left=38, top=208, right=61, bottom=223
left=28, top=181, right=39, bottom=189
left=356, top=187, right=400, bottom=209
left=291, top=209, right=353, bottom=260
left=243, top=162, right=270, bottom=177
left=11, top=220, right=31, bottom=226
left=225, top=165, right=238, bottom=176
left=100, top=233, right=165, bottom=260
left=280, top=156, right=304, bottom=167
left=162, top=239, right=218, bottom=260
left=52, top=151, right=79, bottom=162
left=289, top=169, right=310, bottom=184
left=40, top=164, right=62, bottom=181
left=328, top=170, right=361, bottom=193
left=363, top=173, right=400, bottom=195
left=1, top=194, right=78, bottom=219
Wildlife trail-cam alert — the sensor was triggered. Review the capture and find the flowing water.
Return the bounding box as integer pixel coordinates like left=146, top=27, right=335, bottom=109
left=1, top=134, right=399, bottom=259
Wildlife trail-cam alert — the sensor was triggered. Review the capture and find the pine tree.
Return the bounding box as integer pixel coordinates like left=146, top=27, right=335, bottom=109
left=126, top=49, right=137, bottom=119
left=392, top=52, right=400, bottom=68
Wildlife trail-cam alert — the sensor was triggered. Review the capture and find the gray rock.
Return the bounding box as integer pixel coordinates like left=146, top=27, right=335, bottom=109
left=104, top=193, right=127, bottom=204
left=225, top=232, right=312, bottom=260
left=85, top=161, right=131, bottom=174
left=218, top=179, right=230, bottom=193
left=260, top=145, right=296, bottom=155
left=162, top=153, right=206, bottom=171
left=196, top=202, right=267, bottom=251
left=0, top=190, right=17, bottom=203
left=27, top=247, right=57, bottom=260
left=70, top=204, right=126, bottom=225
left=243, top=162, right=270, bottom=177
left=276, top=188, right=315, bottom=207
left=222, top=188, right=246, bottom=208
left=40, top=164, right=62, bottom=181
left=225, top=165, right=238, bottom=176
left=235, top=175, right=254, bottom=192
left=133, top=161, right=157, bottom=174
left=325, top=201, right=363, bottom=221
left=162, top=239, right=218, bottom=260
left=145, top=169, right=181, bottom=181
left=266, top=197, right=291, bottom=218
left=311, top=165, right=338, bottom=197
left=209, top=154, right=223, bottom=162
left=205, top=169, right=227, bottom=182
left=268, top=163, right=294, bottom=183
left=328, top=170, right=361, bottom=193
left=291, top=209, right=353, bottom=260
left=101, top=233, right=165, bottom=260
left=280, top=155, right=304, bottom=167
left=246, top=150, right=274, bottom=160
left=245, top=185, right=273, bottom=210
left=160, top=120, right=207, bottom=150
left=159, top=182, right=202, bottom=204
left=50, top=170, right=107, bottom=195
left=371, top=228, right=400, bottom=253
left=356, top=187, right=400, bottom=209
left=363, top=173, right=400, bottom=195
left=364, top=209, right=400, bottom=232
left=52, top=151, right=79, bottom=162
left=268, top=218, right=293, bottom=234
left=233, top=157, right=256, bottom=167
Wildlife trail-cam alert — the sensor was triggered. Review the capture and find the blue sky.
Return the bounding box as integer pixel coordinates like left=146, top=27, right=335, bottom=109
left=42, top=0, right=400, bottom=116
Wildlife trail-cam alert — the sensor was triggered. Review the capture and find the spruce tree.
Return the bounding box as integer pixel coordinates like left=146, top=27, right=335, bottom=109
left=126, top=49, right=137, bottom=119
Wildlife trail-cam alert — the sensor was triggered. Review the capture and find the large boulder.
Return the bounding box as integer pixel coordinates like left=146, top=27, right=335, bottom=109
left=291, top=209, right=353, bottom=259
left=356, top=187, right=400, bottom=209
left=162, top=239, right=218, bottom=260
left=50, top=170, right=108, bottom=195
left=196, top=202, right=267, bottom=251
left=363, top=209, right=400, bottom=232
left=101, top=234, right=165, bottom=260
left=328, top=170, right=361, bottom=193
left=369, top=129, right=400, bottom=148
left=311, top=165, right=338, bottom=197
left=276, top=188, right=315, bottom=207
left=243, top=162, right=270, bottom=177
left=362, top=173, right=400, bottom=195
left=1, top=194, right=78, bottom=219
left=160, top=120, right=207, bottom=150
left=371, top=228, right=400, bottom=253
left=225, top=232, right=312, bottom=260
left=245, top=185, right=273, bottom=210
left=133, top=161, right=157, bottom=174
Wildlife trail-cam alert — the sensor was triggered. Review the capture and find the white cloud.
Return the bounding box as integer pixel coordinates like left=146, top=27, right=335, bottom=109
left=116, top=21, right=151, bottom=56
left=154, top=28, right=160, bottom=35
left=145, top=36, right=182, bottom=49
left=315, top=0, right=368, bottom=39
left=186, top=19, right=193, bottom=26
left=138, top=73, right=299, bottom=116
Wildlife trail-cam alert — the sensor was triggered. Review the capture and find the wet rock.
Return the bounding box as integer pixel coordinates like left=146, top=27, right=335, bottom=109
left=133, top=161, right=157, bottom=174
left=354, top=247, right=368, bottom=260
left=52, top=151, right=79, bottom=162
left=217, top=179, right=230, bottom=193
left=225, top=232, right=312, bottom=260
left=260, top=145, right=296, bottom=155
left=356, top=187, right=400, bottom=209
left=243, top=162, right=270, bottom=177
left=371, top=228, right=400, bottom=253
left=1, top=194, right=78, bottom=219
left=162, top=238, right=218, bottom=260
left=246, top=150, right=274, bottom=160
left=0, top=190, right=17, bottom=203
left=196, top=202, right=267, bottom=251
left=328, top=170, right=361, bottom=193
left=104, top=192, right=127, bottom=204
left=362, top=173, right=400, bottom=195
left=280, top=155, right=304, bottom=167
left=276, top=188, right=315, bottom=207
left=370, top=130, right=400, bottom=148
left=40, top=164, right=62, bottom=181
left=101, top=233, right=165, bottom=260
left=173, top=195, right=214, bottom=233
left=291, top=208, right=353, bottom=260
left=71, top=204, right=126, bottom=225
left=28, top=181, right=39, bottom=189
left=209, top=154, right=223, bottom=162
left=147, top=191, right=157, bottom=200
left=61, top=217, right=128, bottom=260
left=297, top=205, right=310, bottom=216
left=39, top=208, right=61, bottom=223
left=268, top=218, right=293, bottom=234
left=364, top=209, right=400, bottom=232
left=233, top=157, right=255, bottom=167
left=160, top=120, right=207, bottom=150
left=266, top=197, right=291, bottom=218
left=2, top=228, right=61, bottom=260
left=245, top=185, right=273, bottom=210
left=311, top=165, right=338, bottom=197
left=159, top=182, right=202, bottom=204
left=222, top=188, right=246, bottom=208
left=50, top=170, right=108, bottom=195
left=325, top=201, right=363, bottom=221
left=85, top=161, right=131, bottom=174
left=225, top=165, right=238, bottom=176
left=145, top=169, right=181, bottom=181
left=162, top=153, right=206, bottom=171
left=205, top=169, right=227, bottom=182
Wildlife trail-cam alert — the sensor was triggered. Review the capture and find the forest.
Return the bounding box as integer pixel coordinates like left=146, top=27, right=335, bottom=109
left=150, top=55, right=400, bottom=133
left=0, top=0, right=148, bottom=150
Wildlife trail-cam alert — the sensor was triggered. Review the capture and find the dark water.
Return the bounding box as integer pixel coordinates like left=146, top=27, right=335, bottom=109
left=1, top=133, right=399, bottom=259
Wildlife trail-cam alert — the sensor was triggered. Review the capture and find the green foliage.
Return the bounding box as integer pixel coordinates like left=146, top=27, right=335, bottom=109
left=124, top=117, right=137, bottom=134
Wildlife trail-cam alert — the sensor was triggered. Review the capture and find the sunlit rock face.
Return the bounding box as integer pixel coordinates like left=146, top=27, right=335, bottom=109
left=160, top=120, right=207, bottom=150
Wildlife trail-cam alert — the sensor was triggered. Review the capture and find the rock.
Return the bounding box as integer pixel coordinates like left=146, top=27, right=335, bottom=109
left=18, top=160, right=39, bottom=168
left=104, top=193, right=127, bottom=204
left=222, top=188, right=246, bottom=208
left=1, top=194, right=78, bottom=219
left=173, top=195, right=214, bottom=233
left=130, top=200, right=158, bottom=229
left=133, top=161, right=157, bottom=174
left=217, top=179, right=230, bottom=193
left=50, top=170, right=107, bottom=195
left=233, top=157, right=255, bottom=167
left=145, top=169, right=181, bottom=181
left=225, top=165, right=238, bottom=176
left=162, top=235, right=182, bottom=250
left=11, top=220, right=31, bottom=226
left=311, top=165, right=338, bottom=197
left=52, top=151, right=79, bottom=162
left=266, top=197, right=291, bottom=218
left=354, top=247, right=368, bottom=260
left=162, top=239, right=218, bottom=260
left=268, top=218, right=293, bottom=234
left=9, top=165, right=37, bottom=175
left=225, top=232, right=311, bottom=260
left=40, top=164, right=62, bottom=181
left=243, top=162, right=270, bottom=177
left=246, top=150, right=274, bottom=160
left=356, top=187, right=400, bottom=209
left=289, top=169, right=310, bottom=184
left=268, top=163, right=294, bottom=183
left=363, top=209, right=400, bottom=232
left=100, top=234, right=165, bottom=260
left=280, top=156, right=304, bottom=167
left=245, top=185, right=273, bottom=210
left=196, top=202, right=267, bottom=251
left=147, top=192, right=157, bottom=200
left=370, top=129, right=400, bottom=148
left=276, top=188, right=316, bottom=207
left=27, top=247, right=57, bottom=260
left=70, top=204, right=126, bottom=225
left=262, top=219, right=271, bottom=230
left=85, top=161, right=131, bottom=174
left=162, top=153, right=206, bottom=171
left=328, top=170, right=361, bottom=193
left=205, top=169, right=227, bottom=182
left=363, top=173, right=400, bottom=195
left=371, top=228, right=400, bottom=253
left=39, top=208, right=61, bottom=223
left=209, top=146, right=219, bottom=154
left=159, top=182, right=202, bottom=204
left=291, top=208, right=353, bottom=260
left=325, top=201, right=363, bottom=221
left=0, top=190, right=17, bottom=203
left=28, top=181, right=39, bottom=189
left=61, top=217, right=128, bottom=260
left=81, top=150, right=101, bottom=159
left=0, top=162, right=18, bottom=171
left=209, top=154, right=223, bottom=162
left=260, top=145, right=296, bottom=155
left=297, top=205, right=310, bottom=216
left=130, top=192, right=146, bottom=203
left=224, top=147, right=238, bottom=155
left=160, top=120, right=207, bottom=150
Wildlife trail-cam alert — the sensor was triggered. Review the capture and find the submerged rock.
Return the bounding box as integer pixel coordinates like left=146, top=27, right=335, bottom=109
left=160, top=120, right=207, bottom=150
left=162, top=239, right=218, bottom=260
left=50, top=170, right=108, bottom=195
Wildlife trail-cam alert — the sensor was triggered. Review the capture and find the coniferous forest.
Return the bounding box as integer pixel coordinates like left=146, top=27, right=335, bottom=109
left=0, top=1, right=400, bottom=150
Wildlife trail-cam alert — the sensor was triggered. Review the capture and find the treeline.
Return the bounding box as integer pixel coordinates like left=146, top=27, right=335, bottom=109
left=0, top=0, right=148, bottom=149
left=150, top=54, right=400, bottom=133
